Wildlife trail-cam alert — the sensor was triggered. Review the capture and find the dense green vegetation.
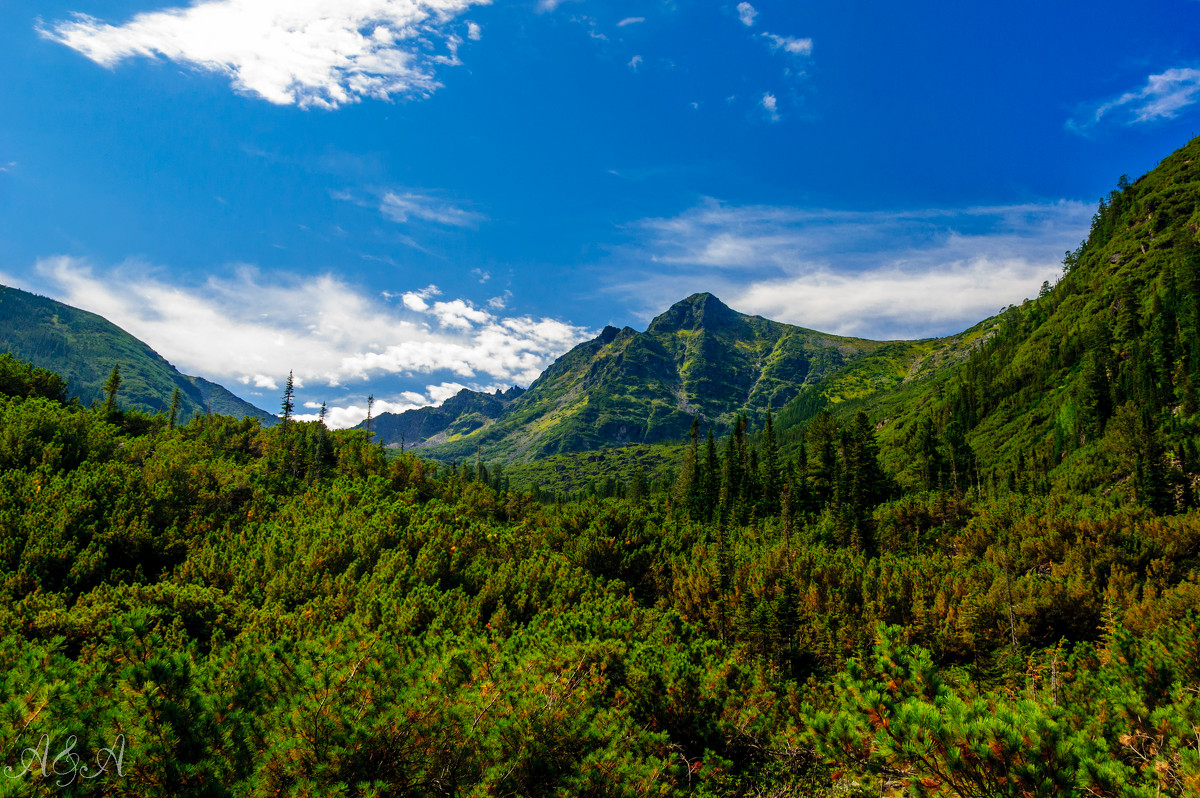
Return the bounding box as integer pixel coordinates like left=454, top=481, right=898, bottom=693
left=3, top=137, right=1200, bottom=796
left=1, top=336, right=1198, bottom=795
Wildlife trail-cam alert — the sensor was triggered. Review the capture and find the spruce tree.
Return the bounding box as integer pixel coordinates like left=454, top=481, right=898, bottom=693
left=281, top=371, right=295, bottom=426
left=102, top=363, right=121, bottom=414
left=168, top=387, right=182, bottom=429
left=760, top=410, right=780, bottom=515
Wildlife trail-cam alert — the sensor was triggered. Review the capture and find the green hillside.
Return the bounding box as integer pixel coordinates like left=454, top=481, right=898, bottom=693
left=779, top=135, right=1200, bottom=503
left=0, top=284, right=276, bottom=425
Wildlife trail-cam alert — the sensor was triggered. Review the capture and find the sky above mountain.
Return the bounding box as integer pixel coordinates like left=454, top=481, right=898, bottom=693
left=3, top=0, right=1200, bottom=426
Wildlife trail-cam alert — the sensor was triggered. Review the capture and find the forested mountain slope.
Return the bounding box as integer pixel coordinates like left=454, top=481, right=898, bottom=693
left=0, top=284, right=277, bottom=425
left=782, top=135, right=1200, bottom=503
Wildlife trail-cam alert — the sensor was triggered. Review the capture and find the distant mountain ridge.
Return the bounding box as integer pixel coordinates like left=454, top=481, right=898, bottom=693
left=0, top=285, right=277, bottom=425
left=359, top=386, right=524, bottom=448
left=370, top=292, right=975, bottom=462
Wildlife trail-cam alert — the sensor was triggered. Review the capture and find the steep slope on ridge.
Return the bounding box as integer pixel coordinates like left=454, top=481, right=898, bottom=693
left=794, top=134, right=1200, bottom=498
left=0, top=284, right=277, bottom=424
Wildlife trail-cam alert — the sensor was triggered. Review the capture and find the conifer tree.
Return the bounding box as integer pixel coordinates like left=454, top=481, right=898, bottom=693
left=281, top=370, right=295, bottom=426
left=760, top=410, right=780, bottom=515
left=703, top=429, right=720, bottom=520
left=629, top=468, right=648, bottom=503
left=168, top=386, right=182, bottom=429
left=103, top=363, right=121, bottom=414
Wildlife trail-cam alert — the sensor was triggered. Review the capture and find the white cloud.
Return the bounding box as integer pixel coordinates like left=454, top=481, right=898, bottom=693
left=402, top=293, right=429, bottom=311
left=379, top=190, right=483, bottom=226
left=10, top=258, right=592, bottom=427
left=39, top=0, right=489, bottom=109
left=628, top=54, right=643, bottom=71
left=466, top=21, right=481, bottom=40
left=430, top=298, right=490, bottom=328
left=617, top=17, right=644, bottom=26
left=761, top=32, right=812, bottom=56
left=487, top=290, right=512, bottom=310
left=537, top=0, right=579, bottom=11
left=0, top=162, right=15, bottom=173
left=300, top=380, right=469, bottom=427
left=1069, top=67, right=1200, bottom=132
left=613, top=198, right=1092, bottom=339
left=736, top=2, right=757, bottom=27
left=471, top=268, right=490, bottom=283
left=760, top=92, right=779, bottom=122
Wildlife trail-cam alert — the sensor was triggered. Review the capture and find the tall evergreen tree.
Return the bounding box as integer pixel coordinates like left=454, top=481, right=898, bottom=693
left=102, top=363, right=121, bottom=414
left=281, top=371, right=295, bottom=426
left=168, top=386, right=182, bottom=429
left=760, top=410, right=780, bottom=515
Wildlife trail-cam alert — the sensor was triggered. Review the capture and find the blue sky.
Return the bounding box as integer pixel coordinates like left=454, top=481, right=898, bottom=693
left=3, top=0, right=1200, bottom=425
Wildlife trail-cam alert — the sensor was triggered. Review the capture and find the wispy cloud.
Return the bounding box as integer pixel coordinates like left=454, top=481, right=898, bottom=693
left=466, top=21, right=482, bottom=40
left=628, top=54, right=643, bottom=71
left=736, top=2, right=757, bottom=27
left=610, top=199, right=1092, bottom=339
left=1069, top=67, right=1200, bottom=132
left=761, top=32, right=812, bottom=56
left=617, top=17, right=644, bottom=27
left=8, top=258, right=592, bottom=426
left=379, top=190, right=484, bottom=227
left=38, top=0, right=489, bottom=109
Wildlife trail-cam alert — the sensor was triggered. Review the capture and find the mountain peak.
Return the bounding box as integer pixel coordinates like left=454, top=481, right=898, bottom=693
left=647, top=293, right=738, bottom=333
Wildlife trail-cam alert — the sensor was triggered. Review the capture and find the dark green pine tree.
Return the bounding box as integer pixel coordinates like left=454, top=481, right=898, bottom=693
left=629, top=467, right=648, bottom=503
left=673, top=417, right=705, bottom=520
left=281, top=370, right=295, bottom=426
left=168, top=386, right=182, bottom=429
left=805, top=411, right=840, bottom=505
left=759, top=410, right=780, bottom=516
left=102, top=363, right=122, bottom=415
left=703, top=428, right=720, bottom=521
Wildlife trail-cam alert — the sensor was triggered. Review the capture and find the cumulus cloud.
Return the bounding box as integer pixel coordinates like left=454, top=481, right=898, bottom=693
left=10, top=258, right=592, bottom=426
left=761, top=32, right=812, bottom=56
left=466, top=21, right=481, bottom=40
left=736, top=2, right=757, bottom=26
left=1069, top=67, right=1200, bottom=132
left=612, top=198, right=1093, bottom=339
left=401, top=284, right=440, bottom=311
left=760, top=92, right=780, bottom=121
left=38, top=0, right=489, bottom=109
